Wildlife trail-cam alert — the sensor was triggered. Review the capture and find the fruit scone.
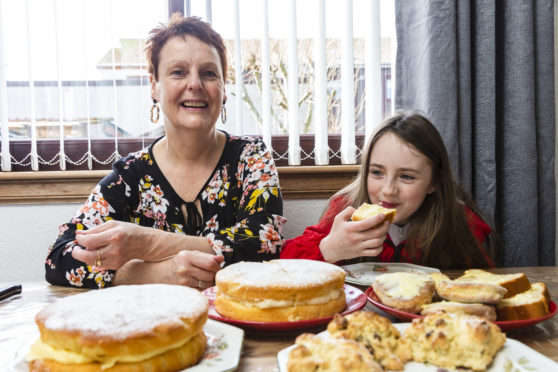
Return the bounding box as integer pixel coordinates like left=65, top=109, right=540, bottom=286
left=403, top=311, right=506, bottom=371
left=372, top=272, right=435, bottom=314
left=327, top=310, right=411, bottom=370
left=287, top=333, right=382, bottom=372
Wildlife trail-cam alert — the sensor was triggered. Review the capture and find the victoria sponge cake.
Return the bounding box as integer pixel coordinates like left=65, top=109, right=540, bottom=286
left=26, top=284, right=209, bottom=372
left=214, top=259, right=347, bottom=322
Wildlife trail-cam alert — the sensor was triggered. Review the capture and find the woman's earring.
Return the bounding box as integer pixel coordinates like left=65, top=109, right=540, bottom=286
left=220, top=105, right=227, bottom=124
left=150, top=99, right=160, bottom=123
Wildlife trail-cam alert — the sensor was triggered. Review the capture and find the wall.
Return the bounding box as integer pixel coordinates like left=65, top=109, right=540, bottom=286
left=0, top=199, right=328, bottom=282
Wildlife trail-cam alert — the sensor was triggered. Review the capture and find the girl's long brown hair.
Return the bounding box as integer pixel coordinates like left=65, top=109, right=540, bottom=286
left=335, top=111, right=493, bottom=269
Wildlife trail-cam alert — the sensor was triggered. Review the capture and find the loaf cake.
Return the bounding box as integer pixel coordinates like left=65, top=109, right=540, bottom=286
left=287, top=333, right=382, bottom=372
left=214, top=259, right=346, bottom=322
left=372, top=272, right=435, bottom=314
left=403, top=312, right=506, bottom=371
left=497, top=282, right=551, bottom=321
left=455, top=269, right=531, bottom=298
left=327, top=311, right=411, bottom=370
left=351, top=203, right=397, bottom=223
left=26, top=284, right=209, bottom=371
left=420, top=301, right=497, bottom=321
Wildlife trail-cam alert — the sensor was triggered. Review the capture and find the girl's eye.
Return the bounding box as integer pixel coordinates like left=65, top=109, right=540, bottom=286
left=370, top=169, right=383, bottom=177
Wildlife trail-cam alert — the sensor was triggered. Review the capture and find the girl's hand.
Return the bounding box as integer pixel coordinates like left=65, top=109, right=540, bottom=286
left=72, top=220, right=155, bottom=270
left=172, top=250, right=225, bottom=289
left=319, top=206, right=390, bottom=263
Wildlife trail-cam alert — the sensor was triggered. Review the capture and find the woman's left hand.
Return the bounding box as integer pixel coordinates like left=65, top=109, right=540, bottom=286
left=172, top=250, right=225, bottom=289
left=72, top=220, right=154, bottom=270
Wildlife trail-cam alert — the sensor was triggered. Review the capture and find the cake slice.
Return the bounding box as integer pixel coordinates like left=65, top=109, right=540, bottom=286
left=497, top=282, right=551, bottom=321
left=455, top=269, right=531, bottom=298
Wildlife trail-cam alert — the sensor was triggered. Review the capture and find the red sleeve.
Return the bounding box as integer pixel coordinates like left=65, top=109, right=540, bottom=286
left=464, top=206, right=495, bottom=267
left=280, top=196, right=348, bottom=261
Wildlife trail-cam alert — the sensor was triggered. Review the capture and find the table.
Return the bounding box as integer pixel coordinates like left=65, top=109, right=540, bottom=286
left=1, top=266, right=557, bottom=371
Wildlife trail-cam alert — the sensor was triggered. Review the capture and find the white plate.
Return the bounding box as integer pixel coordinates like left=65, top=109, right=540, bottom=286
left=9, top=319, right=243, bottom=372
left=277, top=323, right=558, bottom=371
left=342, top=262, right=440, bottom=286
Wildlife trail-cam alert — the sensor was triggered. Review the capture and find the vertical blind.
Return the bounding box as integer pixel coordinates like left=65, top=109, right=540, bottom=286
left=0, top=0, right=395, bottom=171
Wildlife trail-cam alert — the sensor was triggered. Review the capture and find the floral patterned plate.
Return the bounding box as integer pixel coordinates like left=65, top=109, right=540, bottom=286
left=342, top=262, right=440, bottom=286
left=366, top=286, right=558, bottom=331
left=203, top=284, right=366, bottom=331
left=277, top=323, right=558, bottom=371
left=9, top=319, right=244, bottom=372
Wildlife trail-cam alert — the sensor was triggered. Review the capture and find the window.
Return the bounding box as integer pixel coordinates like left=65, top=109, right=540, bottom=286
left=0, top=0, right=395, bottom=171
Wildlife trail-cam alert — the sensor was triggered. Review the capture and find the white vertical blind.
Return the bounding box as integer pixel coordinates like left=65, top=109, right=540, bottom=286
left=108, top=0, right=120, bottom=160
left=313, top=0, right=328, bottom=165
left=287, top=0, right=300, bottom=165
left=83, top=0, right=93, bottom=170
left=388, top=0, right=397, bottom=114
left=233, top=0, right=243, bottom=135
left=205, top=0, right=212, bottom=23
left=340, top=0, right=356, bottom=164
left=365, top=0, right=382, bottom=141
left=53, top=0, right=66, bottom=170
left=24, top=0, right=39, bottom=171
left=260, top=0, right=272, bottom=149
left=0, top=0, right=11, bottom=171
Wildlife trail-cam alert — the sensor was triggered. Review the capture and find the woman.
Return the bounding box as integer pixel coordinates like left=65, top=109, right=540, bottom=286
left=280, top=111, right=495, bottom=269
left=45, top=14, right=285, bottom=289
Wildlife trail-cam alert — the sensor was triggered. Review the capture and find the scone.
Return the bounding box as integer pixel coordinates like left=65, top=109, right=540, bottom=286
left=420, top=301, right=497, bottom=321
left=287, top=333, right=382, bottom=372
left=497, top=282, right=551, bottom=320
left=351, top=203, right=397, bottom=223
left=27, top=284, right=209, bottom=372
left=372, top=272, right=435, bottom=314
left=403, top=312, right=506, bottom=371
left=455, top=269, right=531, bottom=298
left=435, top=279, right=507, bottom=304
left=215, top=259, right=346, bottom=322
left=327, top=311, right=411, bottom=370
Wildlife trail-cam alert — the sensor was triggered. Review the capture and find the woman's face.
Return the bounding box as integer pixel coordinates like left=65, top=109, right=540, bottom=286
left=151, top=35, right=225, bottom=133
left=367, top=132, right=436, bottom=225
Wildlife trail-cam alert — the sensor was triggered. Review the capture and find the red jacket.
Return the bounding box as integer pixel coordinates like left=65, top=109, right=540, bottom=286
left=280, top=196, right=494, bottom=267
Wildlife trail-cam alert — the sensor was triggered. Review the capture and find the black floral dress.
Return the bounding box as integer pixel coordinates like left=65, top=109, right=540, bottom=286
left=45, top=132, right=286, bottom=289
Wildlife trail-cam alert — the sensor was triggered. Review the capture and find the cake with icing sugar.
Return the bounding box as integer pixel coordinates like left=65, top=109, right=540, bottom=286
left=215, top=259, right=347, bottom=322
left=26, top=284, right=209, bottom=372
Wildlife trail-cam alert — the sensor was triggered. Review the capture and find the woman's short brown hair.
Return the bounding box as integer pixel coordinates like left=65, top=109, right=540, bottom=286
left=145, top=13, right=228, bottom=82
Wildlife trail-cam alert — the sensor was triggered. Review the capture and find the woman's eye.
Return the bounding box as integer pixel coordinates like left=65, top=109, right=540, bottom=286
left=171, top=70, right=183, bottom=76
left=202, top=70, right=218, bottom=78
left=401, top=174, right=415, bottom=180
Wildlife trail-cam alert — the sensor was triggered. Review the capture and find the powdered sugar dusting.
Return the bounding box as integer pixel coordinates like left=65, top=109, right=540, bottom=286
left=39, top=284, right=208, bottom=338
left=216, top=259, right=345, bottom=287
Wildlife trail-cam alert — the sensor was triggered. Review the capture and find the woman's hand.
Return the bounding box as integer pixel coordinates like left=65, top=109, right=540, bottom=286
left=319, top=206, right=390, bottom=263
left=72, top=220, right=156, bottom=270
left=172, top=250, right=225, bottom=289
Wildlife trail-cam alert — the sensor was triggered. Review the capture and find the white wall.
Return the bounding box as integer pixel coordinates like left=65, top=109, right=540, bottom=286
left=0, top=199, right=328, bottom=282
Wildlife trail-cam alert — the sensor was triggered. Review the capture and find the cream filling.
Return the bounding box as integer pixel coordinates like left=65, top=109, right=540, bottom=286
left=222, top=289, right=342, bottom=309
left=25, top=333, right=194, bottom=369
left=383, top=277, right=428, bottom=299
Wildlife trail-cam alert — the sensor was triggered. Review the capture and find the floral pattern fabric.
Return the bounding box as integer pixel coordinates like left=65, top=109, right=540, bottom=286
left=45, top=132, right=285, bottom=289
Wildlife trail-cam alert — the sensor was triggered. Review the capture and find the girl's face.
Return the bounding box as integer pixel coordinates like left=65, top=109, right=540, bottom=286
left=151, top=35, right=225, bottom=132
left=367, top=132, right=437, bottom=225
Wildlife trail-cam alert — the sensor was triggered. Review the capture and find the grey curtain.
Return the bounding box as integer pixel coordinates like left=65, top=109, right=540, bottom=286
left=394, top=0, right=555, bottom=266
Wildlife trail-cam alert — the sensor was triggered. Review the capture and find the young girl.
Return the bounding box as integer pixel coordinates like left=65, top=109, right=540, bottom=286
left=280, top=111, right=495, bottom=269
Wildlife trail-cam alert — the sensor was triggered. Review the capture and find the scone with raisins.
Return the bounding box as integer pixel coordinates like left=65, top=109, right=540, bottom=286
left=327, top=311, right=411, bottom=370
left=403, top=311, right=505, bottom=371
left=287, top=333, right=382, bottom=372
